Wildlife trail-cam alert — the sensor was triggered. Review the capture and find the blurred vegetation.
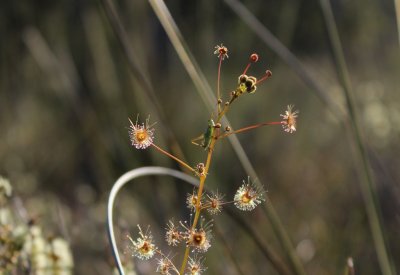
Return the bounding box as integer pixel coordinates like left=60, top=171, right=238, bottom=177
left=1, top=0, right=399, bottom=274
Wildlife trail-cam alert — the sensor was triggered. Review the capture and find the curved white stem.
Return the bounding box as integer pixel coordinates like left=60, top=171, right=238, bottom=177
left=107, top=166, right=198, bottom=275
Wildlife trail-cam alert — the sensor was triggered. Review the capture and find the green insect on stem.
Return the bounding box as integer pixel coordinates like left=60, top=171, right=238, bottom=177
left=191, top=119, right=216, bottom=150
left=202, top=119, right=215, bottom=150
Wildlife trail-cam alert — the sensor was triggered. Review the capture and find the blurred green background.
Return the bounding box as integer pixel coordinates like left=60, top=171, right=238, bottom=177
left=1, top=0, right=399, bottom=274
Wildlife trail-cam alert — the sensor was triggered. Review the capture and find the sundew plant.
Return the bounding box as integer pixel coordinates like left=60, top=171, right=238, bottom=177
left=1, top=0, right=399, bottom=273
left=109, top=44, right=299, bottom=275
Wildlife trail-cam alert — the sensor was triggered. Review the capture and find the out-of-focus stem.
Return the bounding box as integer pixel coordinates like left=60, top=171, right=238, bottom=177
left=320, top=1, right=395, bottom=274
left=343, top=257, right=355, bottom=275
left=395, top=0, right=400, bottom=47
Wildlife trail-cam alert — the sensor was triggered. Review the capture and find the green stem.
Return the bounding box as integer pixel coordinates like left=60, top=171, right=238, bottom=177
left=320, top=1, right=394, bottom=274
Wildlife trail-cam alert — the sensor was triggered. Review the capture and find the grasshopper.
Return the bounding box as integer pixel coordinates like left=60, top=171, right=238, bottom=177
left=191, top=119, right=216, bottom=150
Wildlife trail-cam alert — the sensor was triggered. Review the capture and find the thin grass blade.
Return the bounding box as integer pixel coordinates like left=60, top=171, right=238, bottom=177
left=319, top=1, right=395, bottom=274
